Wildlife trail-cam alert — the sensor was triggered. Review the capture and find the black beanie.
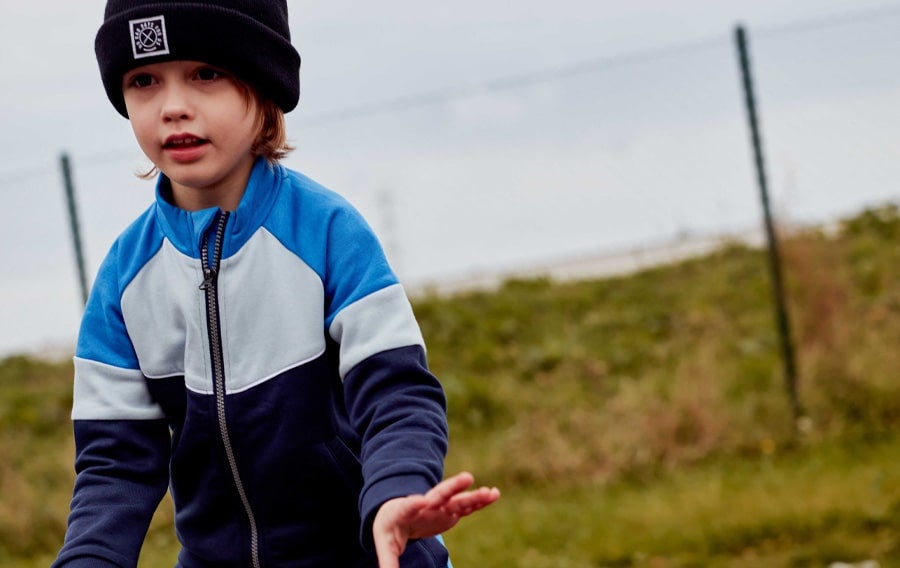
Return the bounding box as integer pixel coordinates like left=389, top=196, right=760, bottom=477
left=95, top=0, right=301, bottom=117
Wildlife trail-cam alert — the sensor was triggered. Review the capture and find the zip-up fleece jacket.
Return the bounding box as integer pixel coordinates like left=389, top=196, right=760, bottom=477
left=54, top=158, right=451, bottom=568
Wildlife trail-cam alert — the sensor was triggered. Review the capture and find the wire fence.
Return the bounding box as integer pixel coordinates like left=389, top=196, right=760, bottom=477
left=1, top=11, right=899, bottom=356
left=287, top=10, right=900, bottom=282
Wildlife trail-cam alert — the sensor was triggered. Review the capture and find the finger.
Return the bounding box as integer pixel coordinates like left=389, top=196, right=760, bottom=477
left=392, top=494, right=429, bottom=525
left=424, top=472, right=475, bottom=507
left=444, top=486, right=501, bottom=515
left=373, top=523, right=405, bottom=568
left=375, top=538, right=401, bottom=568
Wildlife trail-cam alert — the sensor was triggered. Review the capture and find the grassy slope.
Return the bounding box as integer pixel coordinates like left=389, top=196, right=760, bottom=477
left=446, top=434, right=900, bottom=567
left=1, top=205, right=898, bottom=566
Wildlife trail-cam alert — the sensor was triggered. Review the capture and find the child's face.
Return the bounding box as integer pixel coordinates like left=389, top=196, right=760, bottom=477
left=122, top=60, right=260, bottom=211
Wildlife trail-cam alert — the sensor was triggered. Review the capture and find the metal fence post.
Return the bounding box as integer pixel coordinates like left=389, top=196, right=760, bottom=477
left=734, top=25, right=802, bottom=424
left=60, top=152, right=89, bottom=308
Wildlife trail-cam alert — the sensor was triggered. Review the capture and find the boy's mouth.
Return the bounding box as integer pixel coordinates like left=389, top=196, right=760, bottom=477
left=164, top=134, right=209, bottom=149
left=163, top=134, right=210, bottom=163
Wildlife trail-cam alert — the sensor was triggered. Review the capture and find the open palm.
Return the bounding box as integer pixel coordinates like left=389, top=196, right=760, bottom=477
left=372, top=471, right=500, bottom=568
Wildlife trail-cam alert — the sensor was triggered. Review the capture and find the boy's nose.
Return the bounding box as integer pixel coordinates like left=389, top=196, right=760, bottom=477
left=160, top=84, right=193, bottom=122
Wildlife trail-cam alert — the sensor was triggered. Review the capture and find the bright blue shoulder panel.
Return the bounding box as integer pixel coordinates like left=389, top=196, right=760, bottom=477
left=76, top=206, right=167, bottom=369
left=263, top=167, right=398, bottom=327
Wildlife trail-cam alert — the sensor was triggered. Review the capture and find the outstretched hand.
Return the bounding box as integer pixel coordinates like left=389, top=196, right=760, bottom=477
left=372, top=471, right=500, bottom=568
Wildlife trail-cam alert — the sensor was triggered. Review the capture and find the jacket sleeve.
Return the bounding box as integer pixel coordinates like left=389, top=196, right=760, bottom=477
left=323, top=206, right=449, bottom=551
left=53, top=243, right=171, bottom=568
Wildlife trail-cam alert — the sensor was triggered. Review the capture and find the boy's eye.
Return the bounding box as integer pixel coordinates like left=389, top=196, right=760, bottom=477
left=128, top=74, right=156, bottom=88
left=195, top=68, right=223, bottom=82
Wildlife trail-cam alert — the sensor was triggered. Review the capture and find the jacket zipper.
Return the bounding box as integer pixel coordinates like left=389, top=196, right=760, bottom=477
left=199, top=211, right=262, bottom=568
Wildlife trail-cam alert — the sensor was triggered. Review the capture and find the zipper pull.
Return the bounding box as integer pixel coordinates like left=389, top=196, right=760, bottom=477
left=199, top=267, right=217, bottom=290
left=198, top=210, right=230, bottom=290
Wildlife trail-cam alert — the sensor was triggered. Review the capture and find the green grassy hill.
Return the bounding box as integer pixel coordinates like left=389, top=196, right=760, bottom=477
left=2, top=205, right=899, bottom=567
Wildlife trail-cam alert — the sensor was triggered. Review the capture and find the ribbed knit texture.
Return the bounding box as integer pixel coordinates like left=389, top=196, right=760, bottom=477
left=95, top=0, right=300, bottom=116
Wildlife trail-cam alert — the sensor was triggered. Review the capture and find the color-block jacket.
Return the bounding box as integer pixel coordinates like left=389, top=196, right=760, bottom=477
left=54, top=158, right=450, bottom=568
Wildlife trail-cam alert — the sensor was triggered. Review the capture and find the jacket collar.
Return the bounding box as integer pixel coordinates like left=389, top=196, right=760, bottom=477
left=153, top=157, right=282, bottom=259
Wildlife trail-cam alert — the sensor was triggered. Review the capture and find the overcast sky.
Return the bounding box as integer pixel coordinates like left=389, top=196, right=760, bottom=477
left=1, top=0, right=899, bottom=356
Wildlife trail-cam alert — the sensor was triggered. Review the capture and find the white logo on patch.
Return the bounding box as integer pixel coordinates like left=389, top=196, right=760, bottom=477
left=129, top=16, right=170, bottom=59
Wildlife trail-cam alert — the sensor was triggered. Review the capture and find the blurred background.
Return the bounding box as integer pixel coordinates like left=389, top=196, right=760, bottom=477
left=2, top=0, right=898, bottom=357
left=2, top=2, right=900, bottom=566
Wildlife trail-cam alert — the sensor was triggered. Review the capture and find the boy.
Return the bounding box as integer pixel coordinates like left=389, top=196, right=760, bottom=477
left=53, top=1, right=499, bottom=567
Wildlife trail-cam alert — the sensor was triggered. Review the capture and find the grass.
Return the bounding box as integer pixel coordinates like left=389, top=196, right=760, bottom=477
left=1, top=204, right=898, bottom=566
left=445, top=433, right=900, bottom=567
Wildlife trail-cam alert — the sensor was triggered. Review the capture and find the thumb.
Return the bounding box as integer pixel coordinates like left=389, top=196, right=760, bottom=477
left=375, top=535, right=402, bottom=568
left=373, top=496, right=424, bottom=568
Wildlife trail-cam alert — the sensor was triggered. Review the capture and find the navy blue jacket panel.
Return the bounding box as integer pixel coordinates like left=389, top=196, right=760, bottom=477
left=53, top=158, right=450, bottom=567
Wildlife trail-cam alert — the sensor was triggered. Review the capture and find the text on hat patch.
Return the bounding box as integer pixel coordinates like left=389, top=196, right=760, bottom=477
left=130, top=16, right=170, bottom=59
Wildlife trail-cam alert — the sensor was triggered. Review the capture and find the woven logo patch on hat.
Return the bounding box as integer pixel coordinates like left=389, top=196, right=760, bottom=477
left=129, top=16, right=170, bottom=59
